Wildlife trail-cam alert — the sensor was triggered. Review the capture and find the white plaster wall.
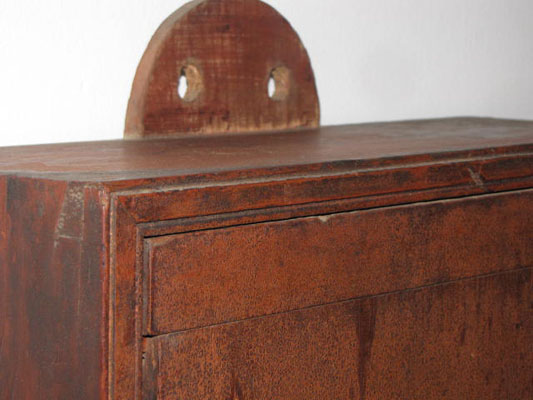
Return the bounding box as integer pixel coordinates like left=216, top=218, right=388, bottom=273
left=0, top=0, right=532, bottom=146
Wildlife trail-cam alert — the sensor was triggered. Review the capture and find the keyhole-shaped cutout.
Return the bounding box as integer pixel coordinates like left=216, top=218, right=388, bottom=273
left=177, top=64, right=203, bottom=102
left=268, top=76, right=276, bottom=98
left=268, top=66, right=291, bottom=101
left=178, top=73, right=188, bottom=99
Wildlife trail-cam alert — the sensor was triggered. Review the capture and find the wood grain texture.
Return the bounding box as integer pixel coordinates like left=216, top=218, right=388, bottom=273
left=145, top=191, right=533, bottom=335
left=0, top=118, right=531, bottom=183
left=111, top=178, right=533, bottom=399
left=125, top=0, right=319, bottom=138
left=2, top=1, right=532, bottom=397
left=0, top=178, right=109, bottom=400
left=143, top=268, right=533, bottom=400
left=0, top=119, right=531, bottom=399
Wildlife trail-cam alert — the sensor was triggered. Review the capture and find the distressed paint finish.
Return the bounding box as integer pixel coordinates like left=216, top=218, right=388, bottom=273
left=0, top=118, right=531, bottom=183
left=142, top=269, right=533, bottom=400
left=111, top=185, right=533, bottom=399
left=2, top=0, right=533, bottom=397
left=0, top=121, right=531, bottom=398
left=145, top=191, right=533, bottom=335
left=0, top=118, right=532, bottom=399
left=0, top=178, right=108, bottom=399
left=124, top=0, right=320, bottom=138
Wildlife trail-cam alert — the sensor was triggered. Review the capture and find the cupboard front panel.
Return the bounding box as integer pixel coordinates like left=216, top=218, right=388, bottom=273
left=145, top=191, right=533, bottom=335
left=142, top=268, right=533, bottom=400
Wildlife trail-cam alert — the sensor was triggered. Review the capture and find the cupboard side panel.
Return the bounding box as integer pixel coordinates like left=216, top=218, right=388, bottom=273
left=0, top=177, right=108, bottom=400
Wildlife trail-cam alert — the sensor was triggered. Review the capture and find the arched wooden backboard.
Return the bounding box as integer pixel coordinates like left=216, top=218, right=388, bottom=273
left=125, top=0, right=320, bottom=138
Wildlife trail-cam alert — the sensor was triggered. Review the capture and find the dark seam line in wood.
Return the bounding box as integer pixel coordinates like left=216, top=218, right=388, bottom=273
left=107, top=198, right=119, bottom=400
left=141, top=265, right=532, bottom=339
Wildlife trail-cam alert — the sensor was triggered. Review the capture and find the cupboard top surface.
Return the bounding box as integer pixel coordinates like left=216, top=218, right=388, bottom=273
left=0, top=117, right=531, bottom=183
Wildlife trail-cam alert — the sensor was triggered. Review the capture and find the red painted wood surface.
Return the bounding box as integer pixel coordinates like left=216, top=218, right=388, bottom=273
left=143, top=268, right=532, bottom=399
left=145, top=191, right=533, bottom=335
left=125, top=0, right=319, bottom=138
left=0, top=119, right=531, bottom=399
left=0, top=1, right=532, bottom=397
left=0, top=178, right=108, bottom=400
left=0, top=118, right=531, bottom=183
left=107, top=142, right=533, bottom=398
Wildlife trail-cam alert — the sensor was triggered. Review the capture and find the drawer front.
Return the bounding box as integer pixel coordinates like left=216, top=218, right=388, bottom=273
left=145, top=191, right=533, bottom=335
left=142, top=268, right=533, bottom=399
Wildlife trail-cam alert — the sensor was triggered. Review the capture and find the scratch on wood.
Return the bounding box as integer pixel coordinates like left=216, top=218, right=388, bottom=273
left=318, top=215, right=334, bottom=223
left=54, top=184, right=85, bottom=246
left=468, top=168, right=486, bottom=189
left=52, top=183, right=86, bottom=317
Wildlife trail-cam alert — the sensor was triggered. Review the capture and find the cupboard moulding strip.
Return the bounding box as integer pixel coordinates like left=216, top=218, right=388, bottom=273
left=134, top=185, right=533, bottom=238
left=107, top=151, right=533, bottom=196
